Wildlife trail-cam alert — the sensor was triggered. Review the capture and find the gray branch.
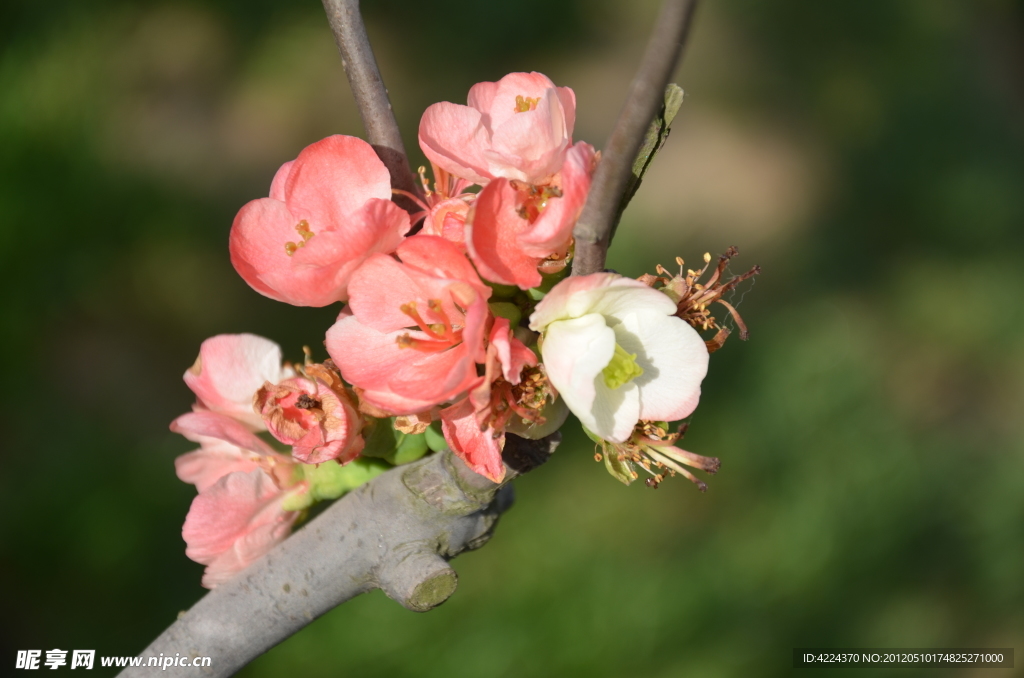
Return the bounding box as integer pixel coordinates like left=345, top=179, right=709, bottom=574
left=572, top=0, right=699, bottom=276
left=120, top=434, right=559, bottom=678
left=320, top=0, right=423, bottom=203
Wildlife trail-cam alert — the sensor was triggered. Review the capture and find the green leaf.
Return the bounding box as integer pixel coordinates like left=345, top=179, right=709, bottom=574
left=610, top=83, right=685, bottom=242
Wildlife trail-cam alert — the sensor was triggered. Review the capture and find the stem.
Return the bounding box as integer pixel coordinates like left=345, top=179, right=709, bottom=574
left=320, top=0, right=423, bottom=204
left=119, top=435, right=559, bottom=678
left=572, top=0, right=699, bottom=276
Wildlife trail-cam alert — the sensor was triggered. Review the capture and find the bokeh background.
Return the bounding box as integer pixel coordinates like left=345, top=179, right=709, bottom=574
left=2, top=0, right=1023, bottom=676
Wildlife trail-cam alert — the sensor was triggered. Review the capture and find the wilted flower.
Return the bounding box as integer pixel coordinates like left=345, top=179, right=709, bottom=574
left=254, top=362, right=364, bottom=465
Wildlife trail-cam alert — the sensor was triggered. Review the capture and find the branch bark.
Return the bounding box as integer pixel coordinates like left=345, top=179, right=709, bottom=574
left=572, top=0, right=699, bottom=276
left=120, top=435, right=559, bottom=678
left=320, top=0, right=423, bottom=203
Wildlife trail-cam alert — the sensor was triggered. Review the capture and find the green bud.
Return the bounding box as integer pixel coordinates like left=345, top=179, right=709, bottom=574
left=424, top=421, right=448, bottom=452
left=388, top=432, right=429, bottom=465
left=302, top=457, right=391, bottom=502
left=602, top=343, right=644, bottom=389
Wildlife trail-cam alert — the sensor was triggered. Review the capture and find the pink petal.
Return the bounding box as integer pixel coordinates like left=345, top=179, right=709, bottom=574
left=231, top=196, right=409, bottom=307
left=518, top=142, right=595, bottom=257
left=174, top=440, right=260, bottom=493
left=182, top=469, right=291, bottom=564
left=418, top=102, right=492, bottom=185
left=466, top=179, right=543, bottom=288
left=487, top=88, right=569, bottom=183
left=488, top=317, right=537, bottom=385
left=183, top=333, right=288, bottom=429
left=283, top=135, right=392, bottom=227
left=441, top=398, right=505, bottom=483
left=171, top=411, right=276, bottom=456
left=326, top=314, right=480, bottom=413
left=476, top=72, right=560, bottom=133
left=268, top=160, right=294, bottom=202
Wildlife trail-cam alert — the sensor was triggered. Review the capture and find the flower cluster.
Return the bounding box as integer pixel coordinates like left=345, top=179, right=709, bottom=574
left=170, top=72, right=755, bottom=587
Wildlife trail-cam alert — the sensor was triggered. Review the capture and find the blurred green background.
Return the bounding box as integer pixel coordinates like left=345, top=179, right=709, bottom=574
left=2, top=0, right=1022, bottom=676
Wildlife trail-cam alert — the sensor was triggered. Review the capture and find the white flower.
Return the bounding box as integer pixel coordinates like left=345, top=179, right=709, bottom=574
left=529, top=273, right=709, bottom=442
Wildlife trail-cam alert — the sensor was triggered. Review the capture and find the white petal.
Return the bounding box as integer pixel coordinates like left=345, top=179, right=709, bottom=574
left=589, top=282, right=677, bottom=326
left=541, top=314, right=616, bottom=435
left=590, top=377, right=640, bottom=442
left=530, top=274, right=674, bottom=331
left=613, top=310, right=709, bottom=422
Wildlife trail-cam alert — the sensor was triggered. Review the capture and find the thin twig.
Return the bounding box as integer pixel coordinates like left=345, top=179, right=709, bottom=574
left=572, top=0, right=699, bottom=276
left=321, top=0, right=423, bottom=204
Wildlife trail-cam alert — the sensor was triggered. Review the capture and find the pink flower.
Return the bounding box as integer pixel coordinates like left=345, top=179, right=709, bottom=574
left=441, top=317, right=537, bottom=483
left=172, top=410, right=305, bottom=588
left=418, top=72, right=576, bottom=185
left=254, top=363, right=364, bottom=465
left=182, top=469, right=302, bottom=589
left=467, top=142, right=595, bottom=288
left=326, top=234, right=492, bottom=414
left=421, top=196, right=471, bottom=248
left=230, top=135, right=412, bottom=307
left=183, top=334, right=294, bottom=430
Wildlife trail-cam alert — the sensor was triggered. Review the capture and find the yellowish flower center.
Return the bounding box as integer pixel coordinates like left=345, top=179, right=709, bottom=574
left=514, top=95, right=540, bottom=112
left=285, top=220, right=315, bottom=256
left=602, top=343, right=644, bottom=389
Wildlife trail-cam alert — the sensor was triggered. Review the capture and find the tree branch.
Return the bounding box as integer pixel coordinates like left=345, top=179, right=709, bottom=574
left=572, top=0, right=699, bottom=276
left=320, top=0, right=423, bottom=203
left=120, top=434, right=559, bottom=678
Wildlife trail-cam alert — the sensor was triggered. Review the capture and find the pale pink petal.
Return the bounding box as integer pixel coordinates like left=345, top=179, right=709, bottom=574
left=441, top=398, right=505, bottom=483
left=171, top=411, right=276, bottom=456
left=418, top=102, right=492, bottom=185
left=174, top=440, right=260, bottom=493
left=182, top=469, right=290, bottom=564
left=529, top=274, right=675, bottom=331
left=487, top=88, right=568, bottom=183
left=481, top=72, right=560, bottom=133
left=183, top=333, right=289, bottom=428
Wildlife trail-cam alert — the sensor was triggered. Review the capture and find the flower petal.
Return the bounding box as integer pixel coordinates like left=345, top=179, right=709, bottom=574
left=541, top=314, right=621, bottom=437
left=183, top=333, right=289, bottom=429
left=418, top=102, right=492, bottom=184
left=614, top=310, right=709, bottom=422
left=441, top=398, right=505, bottom=483
left=466, top=179, right=543, bottom=288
